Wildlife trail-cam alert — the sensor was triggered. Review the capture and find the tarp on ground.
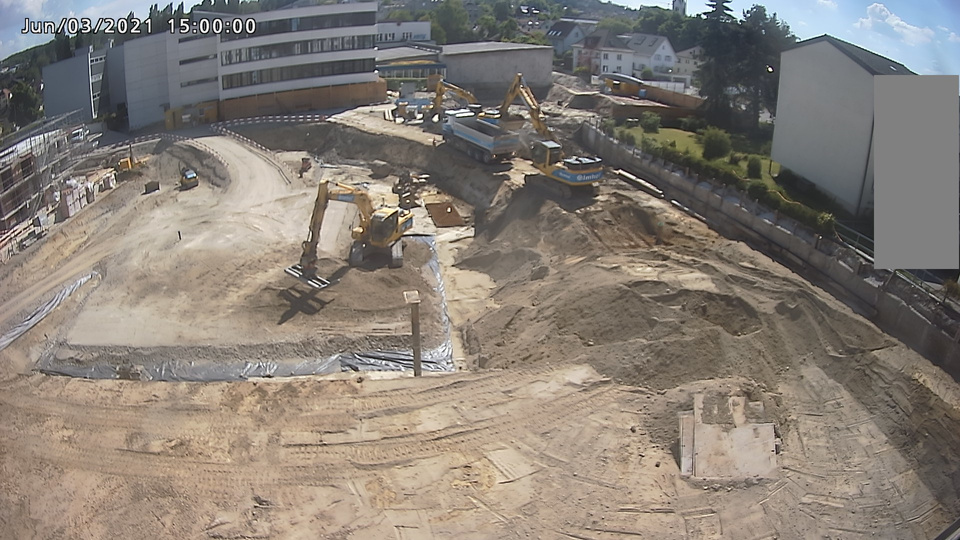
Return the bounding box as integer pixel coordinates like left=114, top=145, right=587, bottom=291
left=36, top=236, right=454, bottom=381
left=0, top=272, right=99, bottom=352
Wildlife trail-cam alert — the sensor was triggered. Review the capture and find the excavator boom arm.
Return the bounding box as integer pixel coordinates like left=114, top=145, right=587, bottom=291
left=433, top=79, right=479, bottom=112
left=498, top=73, right=559, bottom=144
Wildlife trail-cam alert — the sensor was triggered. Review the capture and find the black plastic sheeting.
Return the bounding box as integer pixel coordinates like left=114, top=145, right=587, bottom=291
left=0, top=272, right=99, bottom=352
left=36, top=235, right=455, bottom=381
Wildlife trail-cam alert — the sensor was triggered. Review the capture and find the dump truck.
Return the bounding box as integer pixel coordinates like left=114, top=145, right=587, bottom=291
left=441, top=107, right=523, bottom=164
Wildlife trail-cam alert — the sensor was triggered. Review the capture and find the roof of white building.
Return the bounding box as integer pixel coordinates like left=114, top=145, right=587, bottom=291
left=620, top=33, right=672, bottom=56
left=441, top=42, right=552, bottom=55
left=789, top=35, right=916, bottom=75
left=573, top=29, right=632, bottom=51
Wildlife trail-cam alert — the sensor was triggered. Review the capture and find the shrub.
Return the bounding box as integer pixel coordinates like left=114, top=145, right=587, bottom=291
left=600, top=118, right=616, bottom=136
left=667, top=140, right=677, bottom=148
left=747, top=180, right=768, bottom=200
left=747, top=156, right=762, bottom=179
left=641, top=68, right=654, bottom=79
left=639, top=112, right=661, bottom=133
left=701, top=127, right=732, bottom=160
left=815, top=212, right=836, bottom=234
left=616, top=129, right=637, bottom=147
left=943, top=279, right=960, bottom=300
left=679, top=116, right=707, bottom=132
left=760, top=140, right=772, bottom=156
left=727, top=152, right=741, bottom=165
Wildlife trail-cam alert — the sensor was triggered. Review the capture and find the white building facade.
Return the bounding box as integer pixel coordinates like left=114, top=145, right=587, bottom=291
left=623, top=33, right=676, bottom=79
left=771, top=35, right=916, bottom=217
left=376, top=20, right=431, bottom=45
left=117, top=1, right=380, bottom=130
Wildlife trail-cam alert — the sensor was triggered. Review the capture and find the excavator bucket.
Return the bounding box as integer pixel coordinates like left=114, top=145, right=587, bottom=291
left=284, top=264, right=332, bottom=290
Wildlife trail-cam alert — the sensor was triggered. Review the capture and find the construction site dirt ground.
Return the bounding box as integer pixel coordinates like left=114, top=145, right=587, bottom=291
left=0, top=108, right=959, bottom=539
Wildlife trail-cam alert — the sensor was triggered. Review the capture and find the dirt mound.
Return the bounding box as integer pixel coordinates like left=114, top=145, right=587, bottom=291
left=148, top=141, right=231, bottom=189
left=648, top=289, right=762, bottom=336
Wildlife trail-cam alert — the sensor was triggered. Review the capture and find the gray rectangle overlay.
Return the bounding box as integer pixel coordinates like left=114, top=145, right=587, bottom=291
left=874, top=75, right=959, bottom=270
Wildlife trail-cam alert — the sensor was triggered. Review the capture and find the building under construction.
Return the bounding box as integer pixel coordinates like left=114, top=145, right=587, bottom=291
left=0, top=110, right=93, bottom=231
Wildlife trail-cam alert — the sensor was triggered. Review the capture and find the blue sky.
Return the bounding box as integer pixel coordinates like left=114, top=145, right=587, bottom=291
left=0, top=0, right=958, bottom=77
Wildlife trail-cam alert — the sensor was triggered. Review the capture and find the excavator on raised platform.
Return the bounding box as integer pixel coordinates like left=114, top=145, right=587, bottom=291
left=285, top=179, right=414, bottom=289
left=496, top=73, right=605, bottom=199
left=425, top=78, right=482, bottom=122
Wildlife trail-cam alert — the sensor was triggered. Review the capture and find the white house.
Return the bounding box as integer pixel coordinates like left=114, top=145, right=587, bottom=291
left=572, top=29, right=633, bottom=76
left=621, top=33, right=676, bottom=80
left=545, top=20, right=586, bottom=56
left=674, top=45, right=702, bottom=87
left=771, top=34, right=916, bottom=218
left=376, top=20, right=431, bottom=45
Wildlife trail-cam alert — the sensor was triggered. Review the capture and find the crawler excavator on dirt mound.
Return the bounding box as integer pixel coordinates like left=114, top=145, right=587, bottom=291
left=496, top=73, right=605, bottom=199
left=285, top=179, right=414, bottom=289
left=425, top=78, right=483, bottom=122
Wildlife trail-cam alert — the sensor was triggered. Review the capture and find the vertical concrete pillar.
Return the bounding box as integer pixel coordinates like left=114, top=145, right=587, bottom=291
left=404, top=290, right=422, bottom=377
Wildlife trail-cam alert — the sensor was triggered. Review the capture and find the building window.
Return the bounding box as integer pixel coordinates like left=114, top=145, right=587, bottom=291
left=402, top=32, right=411, bottom=40
left=222, top=58, right=376, bottom=90
left=654, top=54, right=661, bottom=61
left=180, top=54, right=217, bottom=65
left=602, top=65, right=607, bottom=72
left=665, top=55, right=671, bottom=62
left=616, top=53, right=622, bottom=60
left=182, top=76, right=218, bottom=88
left=615, top=66, right=621, bottom=73
left=221, top=11, right=376, bottom=42
left=221, top=35, right=375, bottom=66
left=602, top=53, right=608, bottom=60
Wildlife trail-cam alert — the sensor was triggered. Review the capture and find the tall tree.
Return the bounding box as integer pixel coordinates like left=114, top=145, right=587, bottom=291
left=54, top=32, right=72, bottom=61
left=735, top=5, right=797, bottom=130
left=696, top=8, right=740, bottom=127
left=431, top=0, right=474, bottom=44
left=704, top=0, right=734, bottom=22
left=493, top=0, right=511, bottom=22
left=597, top=17, right=634, bottom=35
left=73, top=32, right=85, bottom=51
left=10, top=80, right=41, bottom=127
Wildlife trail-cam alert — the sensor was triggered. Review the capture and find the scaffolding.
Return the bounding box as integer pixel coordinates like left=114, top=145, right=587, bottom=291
left=0, top=109, right=94, bottom=231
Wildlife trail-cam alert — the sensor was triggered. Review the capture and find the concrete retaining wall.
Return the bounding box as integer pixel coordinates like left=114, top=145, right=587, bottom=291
left=579, top=121, right=960, bottom=380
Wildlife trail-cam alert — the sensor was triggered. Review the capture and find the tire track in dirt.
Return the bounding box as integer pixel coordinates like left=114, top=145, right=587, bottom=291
left=0, top=376, right=616, bottom=490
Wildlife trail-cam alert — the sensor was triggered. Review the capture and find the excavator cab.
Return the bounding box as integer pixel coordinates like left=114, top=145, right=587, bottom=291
left=531, top=140, right=563, bottom=167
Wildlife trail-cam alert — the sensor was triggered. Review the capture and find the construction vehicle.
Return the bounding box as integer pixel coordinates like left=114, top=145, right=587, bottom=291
left=285, top=179, right=414, bottom=289
left=426, top=79, right=481, bottom=121
left=600, top=73, right=647, bottom=99
left=179, top=168, right=199, bottom=190
left=496, top=73, right=606, bottom=198
left=442, top=107, right=523, bottom=164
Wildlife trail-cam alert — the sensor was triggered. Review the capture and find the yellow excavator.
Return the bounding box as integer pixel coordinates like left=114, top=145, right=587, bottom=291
left=496, top=73, right=606, bottom=199
left=425, top=78, right=482, bottom=122
left=285, top=179, right=414, bottom=289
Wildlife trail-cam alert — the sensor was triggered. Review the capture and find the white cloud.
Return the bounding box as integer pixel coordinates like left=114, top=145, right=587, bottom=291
left=854, top=3, right=936, bottom=46
left=950, top=32, right=960, bottom=43
left=817, top=0, right=838, bottom=9
left=938, top=26, right=951, bottom=33
left=797, top=21, right=808, bottom=27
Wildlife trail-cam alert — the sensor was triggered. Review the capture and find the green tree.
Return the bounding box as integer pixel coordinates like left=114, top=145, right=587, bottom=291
left=735, top=5, right=797, bottom=132
left=704, top=0, right=734, bottom=22
left=493, top=0, right=512, bottom=22
left=54, top=31, right=72, bottom=61
left=388, top=9, right=414, bottom=21
left=640, top=112, right=661, bottom=133
left=641, top=67, right=653, bottom=79
left=701, top=126, right=732, bottom=160
left=10, top=80, right=41, bottom=127
left=431, top=0, right=474, bottom=44
left=499, top=19, right=519, bottom=40
left=597, top=17, right=634, bottom=35
left=746, top=155, right=762, bottom=178
left=477, top=15, right=500, bottom=39
left=697, top=10, right=742, bottom=127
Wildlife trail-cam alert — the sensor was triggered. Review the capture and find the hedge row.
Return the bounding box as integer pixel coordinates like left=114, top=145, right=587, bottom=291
left=632, top=137, right=836, bottom=235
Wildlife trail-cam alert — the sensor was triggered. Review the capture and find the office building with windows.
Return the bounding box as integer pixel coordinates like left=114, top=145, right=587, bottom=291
left=44, top=0, right=385, bottom=131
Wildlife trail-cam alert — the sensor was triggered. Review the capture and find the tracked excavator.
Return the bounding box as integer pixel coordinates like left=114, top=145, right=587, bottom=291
left=285, top=179, right=414, bottom=289
left=496, top=73, right=605, bottom=199
left=425, top=79, right=482, bottom=121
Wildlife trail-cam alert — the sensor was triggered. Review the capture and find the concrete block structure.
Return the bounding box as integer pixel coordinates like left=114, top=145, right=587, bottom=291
left=439, top=42, right=554, bottom=101
left=771, top=35, right=916, bottom=217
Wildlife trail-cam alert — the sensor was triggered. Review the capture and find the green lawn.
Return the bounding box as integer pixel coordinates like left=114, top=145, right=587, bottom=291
left=622, top=126, right=853, bottom=220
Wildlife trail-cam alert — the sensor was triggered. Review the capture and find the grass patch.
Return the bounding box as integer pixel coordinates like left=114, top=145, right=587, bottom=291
left=623, top=125, right=854, bottom=223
